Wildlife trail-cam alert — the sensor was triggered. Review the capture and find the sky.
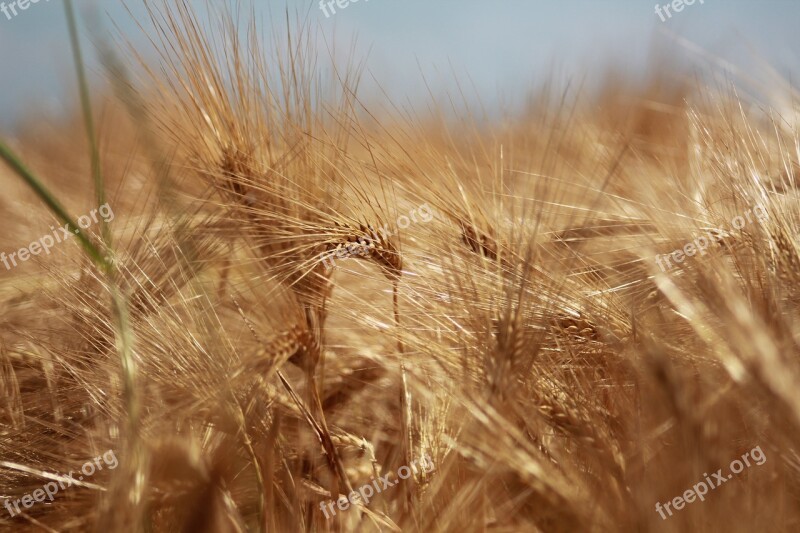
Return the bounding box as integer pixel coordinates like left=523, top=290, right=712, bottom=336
left=0, top=0, right=798, bottom=129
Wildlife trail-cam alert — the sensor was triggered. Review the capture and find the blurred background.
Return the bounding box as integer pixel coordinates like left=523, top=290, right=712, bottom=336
left=0, top=0, right=798, bottom=130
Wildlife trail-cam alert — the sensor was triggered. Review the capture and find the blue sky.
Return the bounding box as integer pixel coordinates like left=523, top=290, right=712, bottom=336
left=0, top=0, right=798, bottom=129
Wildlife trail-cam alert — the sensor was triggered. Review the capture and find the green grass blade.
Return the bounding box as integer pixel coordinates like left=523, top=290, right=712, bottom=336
left=64, top=0, right=110, bottom=245
left=0, top=140, right=109, bottom=271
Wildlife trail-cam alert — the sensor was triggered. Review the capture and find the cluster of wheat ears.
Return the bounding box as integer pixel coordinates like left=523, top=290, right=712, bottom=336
left=1, top=1, right=799, bottom=532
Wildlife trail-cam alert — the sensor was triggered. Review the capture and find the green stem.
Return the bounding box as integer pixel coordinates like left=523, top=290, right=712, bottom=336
left=0, top=141, right=109, bottom=270
left=64, top=0, right=110, bottom=245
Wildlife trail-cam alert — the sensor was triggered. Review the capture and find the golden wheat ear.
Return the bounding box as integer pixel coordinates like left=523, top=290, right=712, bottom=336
left=230, top=322, right=315, bottom=383
left=324, top=219, right=403, bottom=279
left=459, top=218, right=503, bottom=261
left=549, top=312, right=600, bottom=342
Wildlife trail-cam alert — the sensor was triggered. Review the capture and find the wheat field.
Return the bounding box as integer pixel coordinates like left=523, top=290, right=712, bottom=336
left=1, top=1, right=799, bottom=532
